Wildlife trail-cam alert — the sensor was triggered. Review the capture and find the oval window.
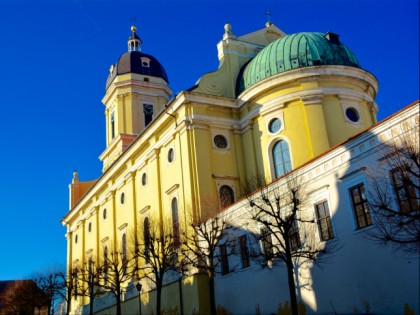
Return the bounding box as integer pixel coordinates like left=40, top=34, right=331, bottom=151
left=120, top=192, right=125, bottom=204
left=75, top=234, right=78, bottom=244
left=346, top=107, right=360, bottom=122
left=103, top=208, right=107, bottom=220
left=142, top=172, right=147, bottom=186
left=88, top=222, right=92, bottom=232
left=268, top=118, right=281, bottom=133
left=214, top=135, right=228, bottom=149
left=168, top=148, right=175, bottom=163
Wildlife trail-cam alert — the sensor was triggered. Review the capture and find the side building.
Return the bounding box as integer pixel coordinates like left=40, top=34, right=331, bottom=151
left=61, top=21, right=418, bottom=314
left=213, top=101, right=419, bottom=315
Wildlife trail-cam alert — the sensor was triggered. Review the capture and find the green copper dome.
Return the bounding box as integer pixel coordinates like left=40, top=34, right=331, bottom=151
left=237, top=32, right=361, bottom=94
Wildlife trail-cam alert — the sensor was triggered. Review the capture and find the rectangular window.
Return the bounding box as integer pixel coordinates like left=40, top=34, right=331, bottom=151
left=391, top=167, right=420, bottom=214
left=110, top=112, right=115, bottom=139
left=238, top=235, right=250, bottom=268
left=143, top=104, right=154, bottom=127
left=350, top=183, right=372, bottom=229
left=315, top=200, right=335, bottom=241
left=289, top=220, right=301, bottom=251
left=260, top=227, right=273, bottom=260
left=219, top=243, right=229, bottom=275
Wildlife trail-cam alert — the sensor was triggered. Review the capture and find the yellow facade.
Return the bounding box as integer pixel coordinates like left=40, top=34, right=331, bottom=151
left=62, top=22, right=378, bottom=314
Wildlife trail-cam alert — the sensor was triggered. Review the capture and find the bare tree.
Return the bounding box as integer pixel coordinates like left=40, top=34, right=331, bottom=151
left=73, top=258, right=102, bottom=315
left=136, top=216, right=181, bottom=315
left=367, top=124, right=420, bottom=256
left=59, top=268, right=76, bottom=315
left=248, top=176, right=337, bottom=315
left=33, top=268, right=68, bottom=315
left=182, top=213, right=235, bottom=315
left=94, top=243, right=137, bottom=315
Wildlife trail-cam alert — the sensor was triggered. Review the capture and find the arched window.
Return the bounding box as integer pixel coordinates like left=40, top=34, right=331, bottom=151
left=220, top=185, right=234, bottom=208
left=143, top=217, right=151, bottom=258
left=122, top=233, right=127, bottom=261
left=171, top=197, right=180, bottom=249
left=122, top=233, right=127, bottom=274
left=103, top=246, right=108, bottom=284
left=272, top=140, right=292, bottom=178
left=88, top=256, right=93, bottom=282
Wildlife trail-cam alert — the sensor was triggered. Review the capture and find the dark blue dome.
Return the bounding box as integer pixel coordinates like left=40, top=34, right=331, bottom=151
left=106, top=51, right=169, bottom=90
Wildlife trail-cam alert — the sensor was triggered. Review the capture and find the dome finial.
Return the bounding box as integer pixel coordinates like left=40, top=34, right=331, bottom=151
left=265, top=9, right=274, bottom=27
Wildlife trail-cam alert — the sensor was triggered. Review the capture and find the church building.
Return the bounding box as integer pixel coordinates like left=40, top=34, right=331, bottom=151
left=61, top=20, right=419, bottom=315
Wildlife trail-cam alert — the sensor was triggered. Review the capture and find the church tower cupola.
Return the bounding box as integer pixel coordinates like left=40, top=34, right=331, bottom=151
left=128, top=25, right=142, bottom=52
left=100, top=25, right=172, bottom=172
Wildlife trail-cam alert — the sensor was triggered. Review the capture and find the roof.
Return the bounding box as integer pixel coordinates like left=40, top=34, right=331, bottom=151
left=106, top=51, right=169, bottom=90
left=237, top=32, right=361, bottom=94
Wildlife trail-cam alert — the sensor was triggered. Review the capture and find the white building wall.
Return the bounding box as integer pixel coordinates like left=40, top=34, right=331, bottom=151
left=214, top=103, right=419, bottom=315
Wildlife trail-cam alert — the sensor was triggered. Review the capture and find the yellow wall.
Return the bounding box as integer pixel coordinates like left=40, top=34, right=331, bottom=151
left=63, top=59, right=377, bottom=313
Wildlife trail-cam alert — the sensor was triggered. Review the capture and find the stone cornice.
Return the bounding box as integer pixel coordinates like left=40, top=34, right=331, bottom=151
left=237, top=66, right=378, bottom=107
left=103, top=78, right=172, bottom=105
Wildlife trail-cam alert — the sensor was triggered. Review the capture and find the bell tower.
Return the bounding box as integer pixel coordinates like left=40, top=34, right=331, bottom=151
left=99, top=25, right=172, bottom=171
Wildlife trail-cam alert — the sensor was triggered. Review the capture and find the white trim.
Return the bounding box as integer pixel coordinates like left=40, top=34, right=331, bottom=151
left=265, top=112, right=285, bottom=136
left=211, top=129, right=231, bottom=151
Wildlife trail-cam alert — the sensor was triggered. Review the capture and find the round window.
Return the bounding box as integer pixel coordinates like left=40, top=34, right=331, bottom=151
left=103, top=208, right=107, bottom=220
left=268, top=118, right=281, bottom=133
left=120, top=192, right=125, bottom=204
left=214, top=135, right=228, bottom=149
left=346, top=107, right=360, bottom=122
left=168, top=148, right=175, bottom=163
left=142, top=172, right=147, bottom=186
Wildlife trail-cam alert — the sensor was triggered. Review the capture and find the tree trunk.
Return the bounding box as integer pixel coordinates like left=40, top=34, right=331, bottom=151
left=208, top=272, right=216, bottom=315
left=286, top=253, right=299, bottom=315
left=66, top=287, right=72, bottom=315
left=156, top=280, right=162, bottom=315
left=116, top=281, right=122, bottom=315
left=66, top=298, right=71, bottom=315
left=89, top=289, right=94, bottom=315
left=116, top=292, right=122, bottom=315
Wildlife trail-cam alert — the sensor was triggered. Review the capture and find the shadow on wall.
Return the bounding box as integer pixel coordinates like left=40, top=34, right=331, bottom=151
left=86, top=272, right=209, bottom=315
left=213, top=108, right=419, bottom=315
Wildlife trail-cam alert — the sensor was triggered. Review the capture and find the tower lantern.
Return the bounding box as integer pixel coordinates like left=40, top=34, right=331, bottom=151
left=128, top=25, right=142, bottom=52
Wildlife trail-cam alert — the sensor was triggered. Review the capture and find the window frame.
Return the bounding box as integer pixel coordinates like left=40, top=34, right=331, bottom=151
left=289, top=219, right=301, bottom=251
left=167, top=147, right=175, bottom=164
left=110, top=111, right=115, bottom=139
left=349, top=183, right=372, bottom=229
left=260, top=227, right=274, bottom=261
left=219, top=243, right=229, bottom=275
left=314, top=200, right=335, bottom=241
left=143, top=216, right=151, bottom=258
left=143, top=104, right=154, bottom=127
left=272, top=139, right=292, bottom=178
left=390, top=166, right=420, bottom=214
left=103, top=245, right=109, bottom=285
left=171, top=197, right=180, bottom=249
left=268, top=117, right=282, bottom=134
left=238, top=234, right=250, bottom=269
left=141, top=172, right=147, bottom=186
left=213, top=134, right=228, bottom=149
left=219, top=185, right=235, bottom=208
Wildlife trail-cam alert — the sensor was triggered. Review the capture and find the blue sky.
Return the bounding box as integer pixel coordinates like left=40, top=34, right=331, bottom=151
left=0, top=0, right=418, bottom=280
